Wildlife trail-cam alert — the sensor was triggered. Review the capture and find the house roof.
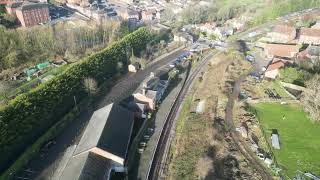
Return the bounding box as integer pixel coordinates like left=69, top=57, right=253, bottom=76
left=271, top=133, right=280, bottom=149
left=266, top=60, right=285, bottom=72
left=146, top=90, right=157, bottom=100
left=265, top=44, right=299, bottom=58
left=60, top=152, right=111, bottom=180
left=74, top=103, right=134, bottom=161
left=17, top=1, right=48, bottom=11
left=6, top=1, right=23, bottom=8
left=272, top=25, right=296, bottom=35
left=300, top=28, right=320, bottom=37
left=271, top=57, right=293, bottom=64
left=60, top=152, right=112, bottom=180
left=307, top=45, right=320, bottom=57
left=311, top=22, right=320, bottom=29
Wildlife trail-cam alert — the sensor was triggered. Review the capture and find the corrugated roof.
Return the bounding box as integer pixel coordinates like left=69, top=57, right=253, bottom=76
left=74, top=103, right=134, bottom=161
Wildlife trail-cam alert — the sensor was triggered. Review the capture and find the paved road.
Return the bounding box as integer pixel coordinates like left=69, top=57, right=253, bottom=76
left=15, top=48, right=186, bottom=180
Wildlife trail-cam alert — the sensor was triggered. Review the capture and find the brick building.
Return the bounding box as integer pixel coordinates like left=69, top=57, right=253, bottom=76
left=13, top=1, right=49, bottom=27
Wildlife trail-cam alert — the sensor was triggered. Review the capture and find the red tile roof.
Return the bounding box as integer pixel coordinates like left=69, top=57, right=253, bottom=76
left=266, top=61, right=285, bottom=72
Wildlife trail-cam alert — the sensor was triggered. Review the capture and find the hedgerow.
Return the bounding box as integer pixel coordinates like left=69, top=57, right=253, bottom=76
left=0, top=27, right=152, bottom=173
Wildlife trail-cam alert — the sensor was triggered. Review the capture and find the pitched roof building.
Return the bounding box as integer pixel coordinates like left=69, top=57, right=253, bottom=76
left=299, top=28, right=320, bottom=45
left=15, top=1, right=49, bottom=27
left=59, top=103, right=134, bottom=180
left=265, top=44, right=299, bottom=58
left=267, top=25, right=296, bottom=43
left=264, top=60, right=286, bottom=79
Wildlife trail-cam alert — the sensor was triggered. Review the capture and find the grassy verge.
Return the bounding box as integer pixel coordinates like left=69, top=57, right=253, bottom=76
left=271, top=81, right=290, bottom=98
left=0, top=102, right=81, bottom=180
left=168, top=95, right=211, bottom=179
left=253, top=103, right=320, bottom=177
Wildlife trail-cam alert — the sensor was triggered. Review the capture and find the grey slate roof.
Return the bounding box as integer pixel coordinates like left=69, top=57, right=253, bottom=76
left=60, top=152, right=112, bottom=180
left=308, top=45, right=320, bottom=57
left=74, top=103, right=134, bottom=160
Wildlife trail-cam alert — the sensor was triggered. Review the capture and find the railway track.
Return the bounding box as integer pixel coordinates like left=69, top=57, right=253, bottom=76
left=147, top=51, right=216, bottom=180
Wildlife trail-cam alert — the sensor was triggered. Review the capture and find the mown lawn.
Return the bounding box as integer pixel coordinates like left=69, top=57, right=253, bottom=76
left=254, top=103, right=320, bottom=177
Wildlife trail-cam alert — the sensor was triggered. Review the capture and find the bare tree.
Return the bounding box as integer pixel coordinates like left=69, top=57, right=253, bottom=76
left=301, top=74, right=320, bottom=122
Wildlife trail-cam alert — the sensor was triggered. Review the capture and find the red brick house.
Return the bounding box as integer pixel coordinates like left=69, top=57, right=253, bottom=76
left=15, top=1, right=49, bottom=27
left=299, top=28, right=320, bottom=45
left=267, top=25, right=296, bottom=43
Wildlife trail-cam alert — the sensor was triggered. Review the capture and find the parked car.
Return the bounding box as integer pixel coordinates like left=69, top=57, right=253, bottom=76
left=246, top=55, right=255, bottom=62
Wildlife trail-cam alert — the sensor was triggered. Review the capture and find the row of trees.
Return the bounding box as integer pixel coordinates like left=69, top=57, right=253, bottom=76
left=0, top=20, right=125, bottom=79
left=301, top=74, right=320, bottom=122
left=164, top=0, right=261, bottom=27
left=164, top=0, right=320, bottom=28
left=0, top=27, right=152, bottom=174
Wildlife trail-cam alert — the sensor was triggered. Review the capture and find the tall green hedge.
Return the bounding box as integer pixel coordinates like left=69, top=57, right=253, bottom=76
left=0, top=27, right=152, bottom=173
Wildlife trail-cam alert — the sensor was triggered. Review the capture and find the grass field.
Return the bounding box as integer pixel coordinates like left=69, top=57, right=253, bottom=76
left=254, top=103, right=320, bottom=177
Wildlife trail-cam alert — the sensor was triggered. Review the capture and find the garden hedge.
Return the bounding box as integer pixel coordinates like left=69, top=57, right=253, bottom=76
left=0, top=27, right=152, bottom=173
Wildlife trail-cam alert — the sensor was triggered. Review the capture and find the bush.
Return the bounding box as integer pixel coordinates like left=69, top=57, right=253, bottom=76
left=279, top=67, right=311, bottom=86
left=0, top=27, right=152, bottom=174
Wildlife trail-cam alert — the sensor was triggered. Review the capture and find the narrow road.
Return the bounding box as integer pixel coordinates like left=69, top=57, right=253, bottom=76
left=225, top=75, right=274, bottom=180
left=15, top=48, right=186, bottom=180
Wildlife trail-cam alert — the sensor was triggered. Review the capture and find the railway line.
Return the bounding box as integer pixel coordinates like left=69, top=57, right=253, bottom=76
left=148, top=53, right=273, bottom=180
left=147, top=51, right=216, bottom=180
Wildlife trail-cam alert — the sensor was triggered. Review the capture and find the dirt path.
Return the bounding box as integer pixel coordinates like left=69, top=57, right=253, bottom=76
left=225, top=74, right=274, bottom=180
